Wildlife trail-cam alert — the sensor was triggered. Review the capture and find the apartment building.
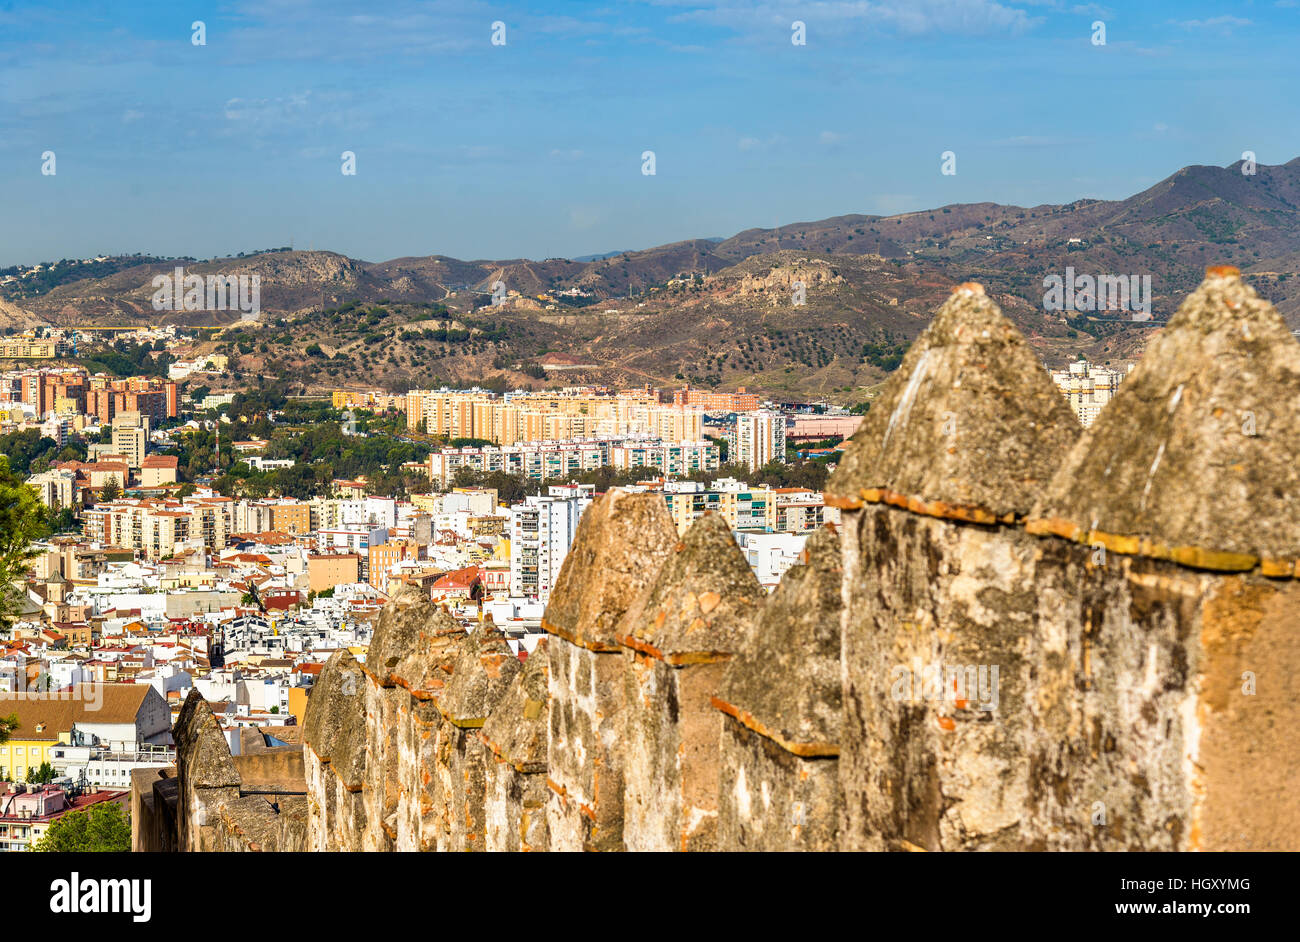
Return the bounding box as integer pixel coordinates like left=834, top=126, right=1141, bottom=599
left=368, top=539, right=426, bottom=593
left=727, top=410, right=788, bottom=472
left=609, top=440, right=720, bottom=476
left=672, top=385, right=762, bottom=412
left=111, top=416, right=148, bottom=469
left=425, top=437, right=719, bottom=486
left=1050, top=358, right=1132, bottom=428
left=405, top=386, right=705, bottom=445
left=82, top=498, right=232, bottom=559
left=508, top=485, right=594, bottom=602
left=660, top=481, right=834, bottom=536
left=235, top=499, right=313, bottom=535
left=307, top=553, right=361, bottom=593
left=27, top=468, right=79, bottom=510
left=0, top=337, right=69, bottom=359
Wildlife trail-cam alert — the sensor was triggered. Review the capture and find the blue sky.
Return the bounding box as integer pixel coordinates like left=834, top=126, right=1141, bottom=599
left=1, top=1, right=1298, bottom=267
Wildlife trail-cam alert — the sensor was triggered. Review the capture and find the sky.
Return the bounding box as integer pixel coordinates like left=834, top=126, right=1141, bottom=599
left=1, top=0, right=1299, bottom=267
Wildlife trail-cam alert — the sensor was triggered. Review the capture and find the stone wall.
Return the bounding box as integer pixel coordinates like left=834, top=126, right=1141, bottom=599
left=169, top=690, right=309, bottom=852
left=146, top=266, right=1300, bottom=852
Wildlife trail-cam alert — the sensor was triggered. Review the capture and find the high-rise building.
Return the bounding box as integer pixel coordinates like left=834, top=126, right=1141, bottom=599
left=508, top=484, right=594, bottom=602
left=111, top=418, right=148, bottom=470
left=1050, top=358, right=1132, bottom=428
left=727, top=410, right=787, bottom=471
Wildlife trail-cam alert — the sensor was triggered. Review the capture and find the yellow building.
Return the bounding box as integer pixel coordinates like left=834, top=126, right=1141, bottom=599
left=308, top=552, right=360, bottom=593
left=287, top=687, right=309, bottom=726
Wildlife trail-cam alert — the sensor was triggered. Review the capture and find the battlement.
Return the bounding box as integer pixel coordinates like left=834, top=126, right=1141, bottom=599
left=142, top=268, right=1300, bottom=852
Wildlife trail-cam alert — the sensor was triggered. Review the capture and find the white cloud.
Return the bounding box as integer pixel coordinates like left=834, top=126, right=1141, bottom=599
left=1175, top=15, right=1251, bottom=31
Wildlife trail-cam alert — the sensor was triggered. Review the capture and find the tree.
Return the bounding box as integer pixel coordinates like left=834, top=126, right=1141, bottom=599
left=26, top=761, right=56, bottom=785
left=99, top=474, right=122, bottom=501
left=31, top=801, right=131, bottom=852
left=0, top=455, right=44, bottom=634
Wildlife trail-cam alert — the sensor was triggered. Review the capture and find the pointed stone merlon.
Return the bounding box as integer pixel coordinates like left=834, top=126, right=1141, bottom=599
left=618, top=512, right=765, bottom=852
left=714, top=525, right=843, bottom=851
left=1020, top=266, right=1300, bottom=850
left=826, top=280, right=1079, bottom=522
left=435, top=617, right=521, bottom=851
left=543, top=489, right=679, bottom=851
left=480, top=638, right=551, bottom=852
left=302, top=650, right=369, bottom=851
left=173, top=690, right=309, bottom=852
left=173, top=689, right=241, bottom=852
left=829, top=283, right=1082, bottom=851
left=355, top=585, right=465, bottom=851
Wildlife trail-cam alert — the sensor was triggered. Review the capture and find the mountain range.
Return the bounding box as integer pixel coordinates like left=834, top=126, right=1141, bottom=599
left=5, top=157, right=1300, bottom=403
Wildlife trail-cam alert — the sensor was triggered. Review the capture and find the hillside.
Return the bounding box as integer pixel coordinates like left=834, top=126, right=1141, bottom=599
left=5, top=157, right=1300, bottom=403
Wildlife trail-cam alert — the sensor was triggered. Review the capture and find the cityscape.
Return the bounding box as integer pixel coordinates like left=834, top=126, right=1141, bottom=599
left=0, top=0, right=1290, bottom=921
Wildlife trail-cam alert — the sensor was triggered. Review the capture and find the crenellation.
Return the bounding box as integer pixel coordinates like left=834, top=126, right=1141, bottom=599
left=481, top=637, right=552, bottom=851
left=542, top=489, right=680, bottom=851
left=715, top=524, right=844, bottom=851
left=618, top=512, right=765, bottom=851
left=145, top=268, right=1300, bottom=854
left=434, top=617, right=521, bottom=851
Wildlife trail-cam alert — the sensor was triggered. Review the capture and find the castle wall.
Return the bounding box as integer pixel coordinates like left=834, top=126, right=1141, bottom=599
left=146, top=268, right=1300, bottom=854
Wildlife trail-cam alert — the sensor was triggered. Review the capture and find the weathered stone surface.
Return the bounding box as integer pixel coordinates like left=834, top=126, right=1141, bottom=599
left=716, top=524, right=843, bottom=851
left=544, top=489, right=679, bottom=650
left=174, top=688, right=241, bottom=790
left=840, top=506, right=1047, bottom=850
left=482, top=637, right=550, bottom=774
left=1030, top=266, right=1300, bottom=569
left=131, top=768, right=177, bottom=853
left=620, top=512, right=764, bottom=851
left=482, top=640, right=551, bottom=852
left=435, top=617, right=520, bottom=851
left=826, top=282, right=1079, bottom=519
left=545, top=488, right=677, bottom=851
left=171, top=689, right=308, bottom=852
left=1020, top=268, right=1300, bottom=850
left=358, top=591, right=465, bottom=852
left=834, top=288, right=1081, bottom=852
left=363, top=582, right=465, bottom=695
left=211, top=796, right=310, bottom=853
left=303, top=650, right=368, bottom=787
left=546, top=640, right=629, bottom=851
left=173, top=690, right=241, bottom=852
left=716, top=525, right=843, bottom=752
left=302, top=650, right=369, bottom=851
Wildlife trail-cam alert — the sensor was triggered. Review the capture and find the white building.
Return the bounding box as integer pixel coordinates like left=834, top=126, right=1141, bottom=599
left=508, top=485, right=594, bottom=603
left=733, top=531, right=809, bottom=588
left=728, top=410, right=787, bottom=472
left=1050, top=358, right=1133, bottom=428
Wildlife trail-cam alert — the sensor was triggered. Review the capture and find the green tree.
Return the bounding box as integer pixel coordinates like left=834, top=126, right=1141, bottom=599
left=99, top=474, right=122, bottom=501
left=0, top=455, right=45, bottom=633
left=31, top=801, right=131, bottom=852
left=26, top=761, right=56, bottom=785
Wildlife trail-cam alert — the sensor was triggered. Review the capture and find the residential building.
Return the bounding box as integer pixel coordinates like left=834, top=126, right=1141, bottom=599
left=728, top=410, right=787, bottom=471
left=508, top=485, right=594, bottom=602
